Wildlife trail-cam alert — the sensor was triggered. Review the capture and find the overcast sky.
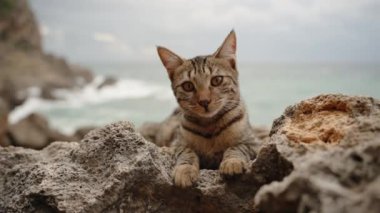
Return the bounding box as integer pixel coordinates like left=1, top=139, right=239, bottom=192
left=30, top=0, right=380, bottom=64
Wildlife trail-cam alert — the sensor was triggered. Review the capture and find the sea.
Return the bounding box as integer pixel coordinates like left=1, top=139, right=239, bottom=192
left=9, top=62, right=380, bottom=134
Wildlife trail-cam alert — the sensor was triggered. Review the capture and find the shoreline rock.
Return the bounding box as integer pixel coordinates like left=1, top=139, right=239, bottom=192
left=7, top=113, right=75, bottom=149
left=0, top=98, right=9, bottom=146
left=0, top=94, right=379, bottom=212
left=0, top=121, right=290, bottom=212
left=255, top=94, right=380, bottom=212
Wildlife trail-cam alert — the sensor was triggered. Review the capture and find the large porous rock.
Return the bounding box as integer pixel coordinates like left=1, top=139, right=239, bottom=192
left=0, top=121, right=292, bottom=212
left=7, top=113, right=74, bottom=149
left=255, top=94, right=380, bottom=213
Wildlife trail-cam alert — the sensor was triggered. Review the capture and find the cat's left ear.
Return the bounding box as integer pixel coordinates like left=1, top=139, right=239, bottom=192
left=213, top=30, right=237, bottom=69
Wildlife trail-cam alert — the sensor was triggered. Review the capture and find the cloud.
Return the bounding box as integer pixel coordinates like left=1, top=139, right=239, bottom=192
left=30, top=0, right=380, bottom=63
left=93, top=32, right=117, bottom=43
left=92, top=32, right=131, bottom=55
left=39, top=25, right=50, bottom=36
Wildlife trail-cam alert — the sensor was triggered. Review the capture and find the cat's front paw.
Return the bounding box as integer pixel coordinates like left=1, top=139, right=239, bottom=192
left=219, top=158, right=246, bottom=176
left=173, top=164, right=199, bottom=188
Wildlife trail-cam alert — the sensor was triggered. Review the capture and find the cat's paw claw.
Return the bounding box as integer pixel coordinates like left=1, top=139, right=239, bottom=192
left=219, top=158, right=245, bottom=176
left=173, top=164, right=199, bottom=188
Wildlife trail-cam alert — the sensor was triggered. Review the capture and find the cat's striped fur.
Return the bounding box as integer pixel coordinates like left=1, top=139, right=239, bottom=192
left=157, top=30, right=257, bottom=188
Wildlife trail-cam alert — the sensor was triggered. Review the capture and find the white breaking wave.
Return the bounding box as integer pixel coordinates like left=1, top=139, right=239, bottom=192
left=9, top=76, right=173, bottom=124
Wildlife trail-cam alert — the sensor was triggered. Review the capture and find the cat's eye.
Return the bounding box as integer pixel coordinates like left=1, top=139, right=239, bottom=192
left=182, top=81, right=195, bottom=92
left=211, top=76, right=223, bottom=86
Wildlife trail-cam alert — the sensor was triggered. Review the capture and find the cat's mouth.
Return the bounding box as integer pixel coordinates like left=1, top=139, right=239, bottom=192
left=197, top=105, right=222, bottom=118
left=203, top=105, right=209, bottom=112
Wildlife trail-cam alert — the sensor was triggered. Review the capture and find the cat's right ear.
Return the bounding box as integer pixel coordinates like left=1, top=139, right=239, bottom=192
left=157, top=46, right=184, bottom=80
left=212, top=30, right=237, bottom=69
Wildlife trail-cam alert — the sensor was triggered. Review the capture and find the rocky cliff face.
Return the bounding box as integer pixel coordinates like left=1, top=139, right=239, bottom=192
left=0, top=0, right=93, bottom=109
left=0, top=94, right=379, bottom=212
left=0, top=0, right=41, bottom=51
left=0, top=0, right=94, bottom=148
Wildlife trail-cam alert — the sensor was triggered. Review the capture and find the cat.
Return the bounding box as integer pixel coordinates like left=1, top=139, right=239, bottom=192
left=157, top=30, right=257, bottom=188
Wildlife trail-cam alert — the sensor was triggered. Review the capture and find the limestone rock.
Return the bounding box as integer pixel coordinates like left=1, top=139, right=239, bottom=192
left=1, top=94, right=379, bottom=213
left=8, top=113, right=74, bottom=149
left=97, top=77, right=117, bottom=90
left=255, top=94, right=380, bottom=213
left=0, top=121, right=291, bottom=212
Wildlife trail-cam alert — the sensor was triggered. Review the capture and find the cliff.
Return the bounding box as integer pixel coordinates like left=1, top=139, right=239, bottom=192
left=1, top=94, right=379, bottom=212
left=0, top=0, right=95, bottom=148
left=0, top=0, right=93, bottom=109
left=0, top=0, right=41, bottom=50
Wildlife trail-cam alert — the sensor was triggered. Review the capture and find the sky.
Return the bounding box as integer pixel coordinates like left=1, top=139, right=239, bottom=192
left=30, top=0, right=380, bottom=64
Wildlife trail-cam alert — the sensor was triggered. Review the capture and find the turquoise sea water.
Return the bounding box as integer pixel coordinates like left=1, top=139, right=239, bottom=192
left=28, top=62, right=379, bottom=134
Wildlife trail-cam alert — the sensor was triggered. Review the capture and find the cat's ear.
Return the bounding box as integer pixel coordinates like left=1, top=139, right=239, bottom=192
left=213, top=30, right=237, bottom=69
left=157, top=46, right=184, bottom=80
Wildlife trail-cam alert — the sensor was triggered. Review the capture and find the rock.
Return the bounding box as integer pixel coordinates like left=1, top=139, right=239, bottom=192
left=0, top=0, right=41, bottom=51
left=0, top=0, right=94, bottom=109
left=40, top=87, right=56, bottom=100
left=1, top=94, right=379, bottom=212
left=97, top=77, right=117, bottom=90
left=8, top=113, right=50, bottom=149
left=72, top=126, right=97, bottom=141
left=0, top=0, right=95, bottom=151
left=0, top=98, right=9, bottom=146
left=70, top=65, right=94, bottom=85
left=8, top=113, right=74, bottom=149
left=0, top=80, right=26, bottom=109
left=0, top=46, right=91, bottom=98
left=254, top=94, right=380, bottom=213
left=0, top=121, right=291, bottom=212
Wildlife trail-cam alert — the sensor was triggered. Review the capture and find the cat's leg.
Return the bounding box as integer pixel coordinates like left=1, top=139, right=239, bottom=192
left=173, top=145, right=200, bottom=188
left=219, top=140, right=256, bottom=176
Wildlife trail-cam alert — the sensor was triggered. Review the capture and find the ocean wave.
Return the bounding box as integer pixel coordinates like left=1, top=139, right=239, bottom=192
left=9, top=76, right=173, bottom=124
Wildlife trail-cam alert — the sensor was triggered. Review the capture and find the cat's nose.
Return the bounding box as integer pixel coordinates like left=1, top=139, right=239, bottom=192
left=198, top=100, right=210, bottom=108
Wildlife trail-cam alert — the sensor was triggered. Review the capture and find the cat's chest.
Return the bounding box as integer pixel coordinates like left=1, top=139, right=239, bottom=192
left=183, top=129, right=237, bottom=156
left=200, top=124, right=218, bottom=134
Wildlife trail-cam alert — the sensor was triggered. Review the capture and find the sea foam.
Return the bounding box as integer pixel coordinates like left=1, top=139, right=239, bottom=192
left=9, top=76, right=173, bottom=125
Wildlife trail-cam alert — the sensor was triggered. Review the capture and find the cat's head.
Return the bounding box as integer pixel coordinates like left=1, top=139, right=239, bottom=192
left=157, top=30, right=239, bottom=118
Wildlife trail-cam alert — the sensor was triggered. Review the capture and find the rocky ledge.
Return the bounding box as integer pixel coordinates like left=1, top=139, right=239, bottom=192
left=0, top=94, right=379, bottom=212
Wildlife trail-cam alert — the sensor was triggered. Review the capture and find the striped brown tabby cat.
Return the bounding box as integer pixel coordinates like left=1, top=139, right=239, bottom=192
left=157, top=30, right=257, bottom=188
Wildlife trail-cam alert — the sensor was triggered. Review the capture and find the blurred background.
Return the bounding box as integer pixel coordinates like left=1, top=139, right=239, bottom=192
left=1, top=0, right=380, bottom=147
